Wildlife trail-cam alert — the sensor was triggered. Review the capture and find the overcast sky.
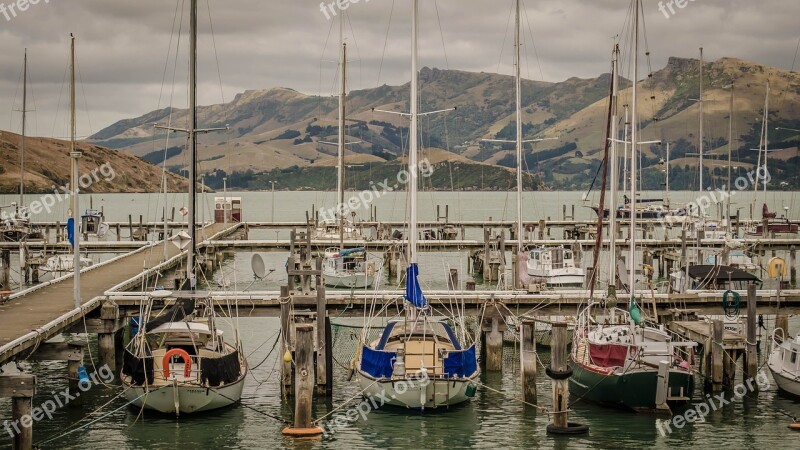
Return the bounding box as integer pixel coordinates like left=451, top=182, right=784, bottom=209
left=1, top=0, right=798, bottom=138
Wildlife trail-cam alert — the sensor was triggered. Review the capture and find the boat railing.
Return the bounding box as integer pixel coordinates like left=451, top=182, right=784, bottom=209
left=771, top=327, right=786, bottom=354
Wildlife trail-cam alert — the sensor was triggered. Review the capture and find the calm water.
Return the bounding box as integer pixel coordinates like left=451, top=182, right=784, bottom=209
left=0, top=190, right=799, bottom=449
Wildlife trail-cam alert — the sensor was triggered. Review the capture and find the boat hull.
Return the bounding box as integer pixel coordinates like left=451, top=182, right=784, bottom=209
left=768, top=350, right=800, bottom=397
left=356, top=371, right=476, bottom=409
left=122, top=375, right=246, bottom=415
left=570, top=363, right=694, bottom=412
left=323, top=272, right=376, bottom=288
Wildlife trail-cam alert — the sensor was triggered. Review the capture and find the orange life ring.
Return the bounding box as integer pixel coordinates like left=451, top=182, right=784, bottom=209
left=162, top=348, right=192, bottom=379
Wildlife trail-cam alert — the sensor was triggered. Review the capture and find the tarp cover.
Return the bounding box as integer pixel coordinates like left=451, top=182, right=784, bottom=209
left=200, top=350, right=241, bottom=386
left=122, top=349, right=154, bottom=386
left=67, top=218, right=75, bottom=247
left=405, top=263, right=428, bottom=309
left=443, top=345, right=477, bottom=378
left=589, top=343, right=633, bottom=368
left=145, top=299, right=196, bottom=331
left=360, top=345, right=396, bottom=379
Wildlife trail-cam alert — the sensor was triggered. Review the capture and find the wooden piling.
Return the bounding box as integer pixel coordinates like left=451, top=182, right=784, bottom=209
left=315, top=261, right=329, bottom=397
left=545, top=322, right=586, bottom=434
left=282, top=324, right=323, bottom=437
left=520, top=320, right=537, bottom=404
left=1, top=250, right=10, bottom=289
left=280, top=285, right=292, bottom=395
left=98, top=302, right=120, bottom=371
left=481, top=305, right=504, bottom=372
left=791, top=246, right=797, bottom=286
left=711, top=319, right=724, bottom=392
left=745, top=284, right=758, bottom=385
left=1, top=374, right=35, bottom=450
left=448, top=268, right=459, bottom=291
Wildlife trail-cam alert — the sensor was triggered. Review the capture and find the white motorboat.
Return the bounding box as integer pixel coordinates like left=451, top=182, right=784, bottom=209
left=526, top=246, right=585, bottom=287
left=322, top=247, right=377, bottom=288
left=767, top=328, right=800, bottom=397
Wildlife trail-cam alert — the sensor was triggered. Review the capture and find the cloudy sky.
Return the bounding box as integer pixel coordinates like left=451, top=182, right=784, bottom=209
left=1, top=0, right=798, bottom=138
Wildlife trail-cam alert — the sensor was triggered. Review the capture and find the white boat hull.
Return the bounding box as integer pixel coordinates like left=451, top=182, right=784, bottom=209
left=324, top=272, right=376, bottom=288
left=527, top=267, right=585, bottom=287
left=356, top=371, right=475, bottom=409
left=768, top=345, right=800, bottom=397
left=122, top=375, right=245, bottom=415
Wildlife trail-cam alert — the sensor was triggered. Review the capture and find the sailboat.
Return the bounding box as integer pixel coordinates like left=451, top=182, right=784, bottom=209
left=120, top=0, right=247, bottom=415
left=570, top=1, right=696, bottom=413
left=3, top=50, right=43, bottom=243
left=320, top=16, right=379, bottom=289
left=356, top=0, right=479, bottom=410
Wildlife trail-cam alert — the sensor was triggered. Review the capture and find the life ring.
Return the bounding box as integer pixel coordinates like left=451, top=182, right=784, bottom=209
left=162, top=348, right=192, bottom=379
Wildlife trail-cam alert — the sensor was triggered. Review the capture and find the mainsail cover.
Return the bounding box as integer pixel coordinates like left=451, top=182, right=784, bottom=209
left=405, top=263, right=428, bottom=309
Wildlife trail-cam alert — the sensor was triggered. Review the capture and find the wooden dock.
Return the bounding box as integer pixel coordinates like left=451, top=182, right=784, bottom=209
left=0, top=222, right=242, bottom=366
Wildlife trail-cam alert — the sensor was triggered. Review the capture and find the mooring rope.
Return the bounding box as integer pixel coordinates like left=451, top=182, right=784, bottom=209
left=313, top=379, right=380, bottom=425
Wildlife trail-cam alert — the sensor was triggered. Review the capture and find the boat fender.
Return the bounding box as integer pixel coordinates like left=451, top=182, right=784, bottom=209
left=77, top=365, right=91, bottom=388
left=162, top=348, right=192, bottom=379
left=545, top=366, right=573, bottom=380
left=546, top=422, right=589, bottom=435
left=788, top=423, right=800, bottom=431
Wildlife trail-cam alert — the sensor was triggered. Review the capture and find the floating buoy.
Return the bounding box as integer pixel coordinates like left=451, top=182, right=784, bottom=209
left=283, top=351, right=293, bottom=363
left=789, top=423, right=800, bottom=431
left=282, top=426, right=324, bottom=437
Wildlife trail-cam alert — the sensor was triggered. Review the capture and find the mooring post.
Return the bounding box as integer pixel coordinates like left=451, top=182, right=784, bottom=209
left=98, top=302, right=120, bottom=371
left=280, top=285, right=292, bottom=396
left=745, top=284, right=758, bottom=384
left=282, top=324, right=323, bottom=437
left=520, top=320, right=537, bottom=404
left=538, top=219, right=545, bottom=240
left=1, top=249, right=10, bottom=289
left=790, top=246, right=797, bottom=287
left=481, top=304, right=504, bottom=372
left=1, top=374, right=36, bottom=450
left=655, top=360, right=671, bottom=412
left=711, top=319, right=724, bottom=392
left=315, top=259, right=329, bottom=397
left=545, top=322, right=586, bottom=434
left=448, top=268, right=459, bottom=290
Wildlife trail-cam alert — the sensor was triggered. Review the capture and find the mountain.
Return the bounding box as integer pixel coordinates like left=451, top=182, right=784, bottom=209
left=90, top=57, right=800, bottom=191
left=0, top=131, right=187, bottom=194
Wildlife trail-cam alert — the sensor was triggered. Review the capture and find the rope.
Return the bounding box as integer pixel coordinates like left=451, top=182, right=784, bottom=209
left=212, top=390, right=289, bottom=425
left=313, top=379, right=379, bottom=424
left=34, top=388, right=162, bottom=447
left=471, top=380, right=549, bottom=414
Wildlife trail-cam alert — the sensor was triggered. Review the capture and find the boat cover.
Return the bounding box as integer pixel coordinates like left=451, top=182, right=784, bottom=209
left=443, top=345, right=478, bottom=378
left=360, top=345, right=396, bottom=379
left=405, top=263, right=428, bottom=309
left=200, top=350, right=242, bottom=386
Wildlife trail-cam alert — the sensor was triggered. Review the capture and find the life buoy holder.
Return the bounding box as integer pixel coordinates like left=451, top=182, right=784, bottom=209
left=163, top=348, right=192, bottom=379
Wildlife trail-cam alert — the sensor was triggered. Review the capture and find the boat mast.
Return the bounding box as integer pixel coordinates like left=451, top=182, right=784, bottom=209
left=763, top=81, right=769, bottom=204
left=727, top=84, right=734, bottom=225
left=20, top=50, right=27, bottom=210
left=408, top=0, right=419, bottom=266
left=188, top=0, right=198, bottom=290
left=623, top=105, right=629, bottom=193
left=338, top=15, right=347, bottom=250
left=699, top=47, right=704, bottom=195
left=629, top=0, right=639, bottom=300
left=70, top=34, right=81, bottom=309
left=609, top=44, right=620, bottom=291
left=514, top=0, right=523, bottom=258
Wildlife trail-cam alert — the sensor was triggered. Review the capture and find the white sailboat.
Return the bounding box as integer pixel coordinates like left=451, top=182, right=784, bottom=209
left=767, top=327, right=800, bottom=397
left=356, top=0, right=479, bottom=410
left=120, top=0, right=247, bottom=415
left=320, top=16, right=378, bottom=289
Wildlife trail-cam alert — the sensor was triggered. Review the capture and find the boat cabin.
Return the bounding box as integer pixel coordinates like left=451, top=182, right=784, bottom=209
left=214, top=197, right=242, bottom=223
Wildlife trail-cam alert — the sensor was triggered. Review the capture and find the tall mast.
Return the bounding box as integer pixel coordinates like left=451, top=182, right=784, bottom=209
left=628, top=0, right=639, bottom=300
left=188, top=0, right=197, bottom=289
left=699, top=47, right=704, bottom=195
left=70, top=34, right=81, bottom=309
left=609, top=44, right=620, bottom=289
left=408, top=0, right=419, bottom=265
left=623, top=106, right=629, bottom=193
left=727, top=84, right=734, bottom=225
left=20, top=50, right=27, bottom=209
left=514, top=0, right=523, bottom=257
left=338, top=16, right=347, bottom=250
left=763, top=81, right=769, bottom=203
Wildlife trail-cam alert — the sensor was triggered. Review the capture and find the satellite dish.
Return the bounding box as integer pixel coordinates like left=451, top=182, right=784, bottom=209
left=251, top=253, right=267, bottom=279
left=150, top=290, right=173, bottom=299
left=173, top=231, right=191, bottom=250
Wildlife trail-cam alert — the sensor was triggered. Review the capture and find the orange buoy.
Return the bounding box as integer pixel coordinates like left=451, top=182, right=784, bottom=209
left=789, top=423, right=800, bottom=431
left=282, top=426, right=324, bottom=437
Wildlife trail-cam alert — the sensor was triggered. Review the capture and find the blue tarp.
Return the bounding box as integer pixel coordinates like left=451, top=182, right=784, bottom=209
left=360, top=345, right=396, bottom=379
left=67, top=218, right=75, bottom=247
left=338, top=247, right=365, bottom=257
left=443, top=345, right=478, bottom=378
left=405, top=263, right=428, bottom=309
left=375, top=322, right=397, bottom=350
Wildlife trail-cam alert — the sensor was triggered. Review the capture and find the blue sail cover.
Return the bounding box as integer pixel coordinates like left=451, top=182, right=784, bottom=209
left=67, top=218, right=75, bottom=247
left=405, top=263, right=428, bottom=309
left=337, top=247, right=365, bottom=257
left=443, top=345, right=478, bottom=378
left=360, top=345, right=396, bottom=379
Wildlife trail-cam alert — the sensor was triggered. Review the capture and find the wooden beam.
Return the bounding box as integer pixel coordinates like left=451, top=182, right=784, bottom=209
left=0, top=374, right=35, bottom=398
left=25, top=341, right=86, bottom=362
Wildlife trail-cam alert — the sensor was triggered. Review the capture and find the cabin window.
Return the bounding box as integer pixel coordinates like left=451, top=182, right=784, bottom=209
left=564, top=251, right=573, bottom=260
left=533, top=253, right=540, bottom=261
